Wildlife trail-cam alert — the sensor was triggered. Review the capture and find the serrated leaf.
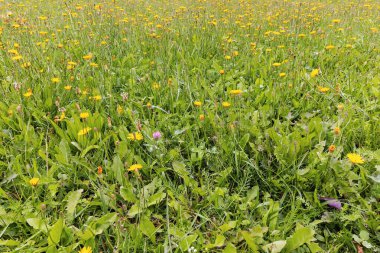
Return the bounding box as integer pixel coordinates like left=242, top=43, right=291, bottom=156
left=66, top=189, right=83, bottom=221
left=241, top=231, right=259, bottom=252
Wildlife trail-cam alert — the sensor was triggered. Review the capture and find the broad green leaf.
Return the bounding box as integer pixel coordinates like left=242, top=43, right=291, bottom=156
left=0, top=240, right=20, bottom=246
left=284, top=227, right=315, bottom=252
left=26, top=218, right=48, bottom=233
left=262, top=240, right=286, bottom=253
left=223, top=243, right=237, bottom=253
left=48, top=218, right=64, bottom=245
left=139, top=216, right=156, bottom=243
left=219, top=221, right=237, bottom=233
left=65, top=189, right=83, bottom=222
left=179, top=234, right=198, bottom=251
left=147, top=192, right=166, bottom=207
left=91, top=213, right=118, bottom=235
left=127, top=204, right=144, bottom=218
left=120, top=186, right=137, bottom=202
left=241, top=231, right=259, bottom=252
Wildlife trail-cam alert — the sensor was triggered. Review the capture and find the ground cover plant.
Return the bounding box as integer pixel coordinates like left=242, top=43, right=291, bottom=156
left=0, top=0, right=379, bottom=252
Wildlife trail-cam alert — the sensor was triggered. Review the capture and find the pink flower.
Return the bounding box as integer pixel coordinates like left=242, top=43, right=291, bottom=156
left=153, top=131, right=162, bottom=140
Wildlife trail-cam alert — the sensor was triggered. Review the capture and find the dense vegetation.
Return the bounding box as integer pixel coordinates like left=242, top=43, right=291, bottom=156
left=0, top=0, right=379, bottom=252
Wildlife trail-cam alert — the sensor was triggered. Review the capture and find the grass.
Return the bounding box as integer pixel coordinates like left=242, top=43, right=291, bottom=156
left=0, top=0, right=379, bottom=252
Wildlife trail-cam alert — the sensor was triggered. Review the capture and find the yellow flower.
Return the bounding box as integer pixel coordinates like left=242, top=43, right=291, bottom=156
left=325, top=45, right=335, bottom=50
left=224, top=55, right=231, bottom=60
left=317, top=86, right=330, bottom=93
left=127, top=164, right=143, bottom=171
left=310, top=69, right=319, bottom=78
left=89, top=62, right=98, bottom=68
left=78, top=246, right=92, bottom=253
left=78, top=127, right=92, bottom=136
left=91, top=95, right=102, bottom=101
left=128, top=132, right=143, bottom=141
left=272, top=62, right=281, bottom=67
left=222, top=102, right=231, bottom=108
left=80, top=112, right=90, bottom=119
left=117, top=105, right=123, bottom=114
left=347, top=153, right=364, bottom=164
left=219, top=69, right=225, bottom=75
left=279, top=72, right=286, bottom=77
left=64, top=85, right=72, bottom=91
left=12, top=55, right=23, bottom=61
left=230, top=89, right=243, bottom=95
left=51, top=77, right=60, bottom=83
left=59, top=112, right=65, bottom=121
left=83, top=54, right=93, bottom=60
left=194, top=101, right=202, bottom=107
left=199, top=114, right=205, bottom=121
left=23, top=88, right=33, bottom=98
left=29, top=177, right=40, bottom=186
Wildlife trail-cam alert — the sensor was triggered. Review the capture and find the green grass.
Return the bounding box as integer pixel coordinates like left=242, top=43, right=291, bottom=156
left=0, top=0, right=379, bottom=252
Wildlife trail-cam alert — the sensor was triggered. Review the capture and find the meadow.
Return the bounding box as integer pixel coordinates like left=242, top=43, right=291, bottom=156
left=0, top=0, right=379, bottom=252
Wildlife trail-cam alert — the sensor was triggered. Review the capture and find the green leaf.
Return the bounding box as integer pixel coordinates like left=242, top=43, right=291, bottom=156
left=112, top=155, right=124, bottom=185
left=219, top=221, right=237, bottom=233
left=80, top=145, right=99, bottom=157
left=223, top=243, right=237, bottom=253
left=127, top=204, right=144, bottom=218
left=0, top=240, right=20, bottom=246
left=283, top=227, right=315, bottom=252
left=65, top=189, right=83, bottom=222
left=91, top=213, right=118, bottom=235
left=26, top=218, right=48, bottom=233
left=262, top=240, right=286, bottom=253
left=48, top=218, right=64, bottom=245
left=179, top=234, right=198, bottom=251
left=147, top=192, right=166, bottom=207
left=139, top=216, right=156, bottom=243
left=239, top=133, right=250, bottom=149
left=241, top=231, right=259, bottom=252
left=120, top=186, right=137, bottom=202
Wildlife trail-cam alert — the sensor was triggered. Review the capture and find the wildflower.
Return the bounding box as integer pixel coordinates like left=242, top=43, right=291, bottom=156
left=224, top=55, right=231, bottom=60
left=279, top=72, right=286, bottom=77
left=146, top=102, right=152, bottom=109
left=91, top=95, right=102, bottom=101
left=325, top=45, right=335, bottom=50
left=318, top=86, right=330, bottom=93
left=29, top=177, right=40, bottom=186
left=64, top=85, right=72, bottom=91
left=59, top=112, right=65, bottom=121
left=272, top=62, right=281, bottom=67
left=128, top=132, right=143, bottom=141
left=83, top=54, right=93, bottom=60
left=12, top=55, right=23, bottom=61
left=78, top=127, right=91, bottom=136
left=199, top=114, right=205, bottom=121
left=347, top=153, right=364, bottom=164
left=97, top=166, right=103, bottom=175
left=337, top=104, right=344, bottom=111
left=333, top=127, right=340, bottom=135
left=51, top=77, right=60, bottom=83
left=222, top=102, right=231, bottom=108
left=153, top=131, right=162, bottom=140
left=319, top=197, right=342, bottom=210
left=219, top=69, right=225, bottom=75
left=152, top=82, right=160, bottom=89
left=89, top=62, right=98, bottom=68
left=80, top=112, right=89, bottom=119
left=117, top=105, right=124, bottom=115
left=332, top=19, right=341, bottom=24
left=230, top=89, right=242, bottom=95
left=128, top=164, right=143, bottom=171
left=233, top=51, right=239, bottom=56
left=194, top=101, right=202, bottom=107
left=23, top=89, right=33, bottom=98
left=78, top=246, right=92, bottom=253
left=310, top=69, right=319, bottom=78
left=328, top=145, right=336, bottom=153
